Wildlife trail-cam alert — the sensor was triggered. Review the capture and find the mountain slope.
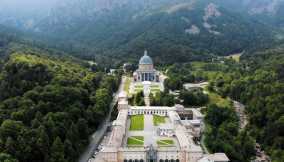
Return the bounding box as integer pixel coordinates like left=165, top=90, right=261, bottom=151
left=0, top=51, right=119, bottom=162
left=30, top=0, right=277, bottom=63
left=0, top=0, right=282, bottom=64
left=218, top=46, right=284, bottom=162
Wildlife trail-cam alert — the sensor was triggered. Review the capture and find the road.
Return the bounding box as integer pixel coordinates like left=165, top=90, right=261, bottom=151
left=78, top=76, right=125, bottom=162
left=233, top=100, right=248, bottom=130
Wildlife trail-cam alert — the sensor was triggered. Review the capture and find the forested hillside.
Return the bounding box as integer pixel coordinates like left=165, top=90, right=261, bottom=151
left=162, top=47, right=284, bottom=161
left=0, top=52, right=120, bottom=162
left=0, top=0, right=281, bottom=65
left=33, top=0, right=277, bottom=64
left=216, top=48, right=284, bottom=162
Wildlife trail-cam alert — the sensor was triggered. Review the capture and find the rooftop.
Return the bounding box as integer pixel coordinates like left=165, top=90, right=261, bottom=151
left=139, top=50, right=153, bottom=65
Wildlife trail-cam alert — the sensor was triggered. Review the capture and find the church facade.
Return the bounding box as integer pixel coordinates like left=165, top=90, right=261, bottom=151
left=133, top=50, right=159, bottom=82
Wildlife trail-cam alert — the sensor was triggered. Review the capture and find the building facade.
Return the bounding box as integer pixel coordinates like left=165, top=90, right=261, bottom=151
left=133, top=50, right=159, bottom=82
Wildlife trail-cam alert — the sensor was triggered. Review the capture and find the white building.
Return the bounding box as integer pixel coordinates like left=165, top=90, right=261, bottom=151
left=198, top=153, right=230, bottom=162
left=133, top=50, right=159, bottom=82
left=92, top=52, right=229, bottom=162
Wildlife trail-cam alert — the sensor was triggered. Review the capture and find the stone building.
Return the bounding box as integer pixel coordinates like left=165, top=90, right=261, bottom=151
left=92, top=53, right=229, bottom=162
left=133, top=50, right=159, bottom=82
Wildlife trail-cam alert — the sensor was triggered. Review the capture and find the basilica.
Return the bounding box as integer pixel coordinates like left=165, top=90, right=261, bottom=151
left=133, top=50, right=159, bottom=82
left=91, top=50, right=229, bottom=162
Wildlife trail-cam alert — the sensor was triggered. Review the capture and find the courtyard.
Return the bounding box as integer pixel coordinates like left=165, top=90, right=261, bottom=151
left=125, top=114, right=179, bottom=148
left=130, top=82, right=163, bottom=95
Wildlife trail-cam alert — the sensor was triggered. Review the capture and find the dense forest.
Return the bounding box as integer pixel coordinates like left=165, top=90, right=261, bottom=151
left=1, top=0, right=282, bottom=66
left=0, top=51, right=120, bottom=162
left=163, top=50, right=284, bottom=161
left=216, top=48, right=284, bottom=162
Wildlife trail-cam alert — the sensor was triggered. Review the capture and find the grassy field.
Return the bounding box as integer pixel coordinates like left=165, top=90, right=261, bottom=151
left=150, top=85, right=160, bottom=88
left=127, top=136, right=144, bottom=146
left=207, top=91, right=232, bottom=108
left=135, top=84, right=143, bottom=88
left=225, top=53, right=242, bottom=62
left=157, top=139, right=174, bottom=146
left=153, top=115, right=166, bottom=126
left=190, top=61, right=230, bottom=81
left=134, top=89, right=143, bottom=94
left=129, top=115, right=144, bottom=130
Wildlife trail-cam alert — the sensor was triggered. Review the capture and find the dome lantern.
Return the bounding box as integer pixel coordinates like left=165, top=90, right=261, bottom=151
left=139, top=50, right=153, bottom=65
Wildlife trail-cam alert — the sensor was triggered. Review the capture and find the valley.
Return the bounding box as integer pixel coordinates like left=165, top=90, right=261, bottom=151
left=0, top=0, right=284, bottom=162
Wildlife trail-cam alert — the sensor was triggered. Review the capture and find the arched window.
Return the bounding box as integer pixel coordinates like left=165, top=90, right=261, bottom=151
left=129, top=160, right=133, bottom=162
left=135, top=159, right=139, bottom=162
left=165, top=160, right=169, bottom=162
left=170, top=159, right=175, bottom=162
left=159, top=160, right=164, bottom=162
left=176, top=159, right=180, bottom=162
left=139, top=159, right=144, bottom=162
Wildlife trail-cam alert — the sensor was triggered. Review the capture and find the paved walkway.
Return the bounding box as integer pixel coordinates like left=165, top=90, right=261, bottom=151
left=144, top=96, right=150, bottom=106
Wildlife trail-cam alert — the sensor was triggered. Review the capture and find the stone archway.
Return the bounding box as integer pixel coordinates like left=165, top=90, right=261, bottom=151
left=170, top=159, right=174, bottom=162
left=176, top=159, right=179, bottom=162
left=124, top=160, right=128, bottom=162
left=135, top=159, right=139, bottom=162
left=159, top=160, right=164, bottom=162
left=139, top=159, right=144, bottom=162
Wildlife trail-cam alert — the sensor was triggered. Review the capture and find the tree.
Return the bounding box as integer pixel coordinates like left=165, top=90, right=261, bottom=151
left=36, top=126, right=50, bottom=162
left=77, top=118, right=89, bottom=139
left=50, top=137, right=67, bottom=162
left=0, top=153, right=18, bottom=162
left=180, top=89, right=209, bottom=106
left=5, top=137, right=16, bottom=156
left=66, top=123, right=79, bottom=147
left=64, top=139, right=76, bottom=162
left=94, top=88, right=111, bottom=114
left=0, top=120, right=24, bottom=140
left=133, top=91, right=145, bottom=106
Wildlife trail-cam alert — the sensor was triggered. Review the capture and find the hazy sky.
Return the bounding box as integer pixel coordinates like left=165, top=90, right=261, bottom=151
left=0, top=0, right=59, bottom=13
left=0, top=0, right=58, bottom=7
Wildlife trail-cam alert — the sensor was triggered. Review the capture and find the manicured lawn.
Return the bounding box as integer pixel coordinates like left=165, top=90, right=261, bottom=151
left=134, top=89, right=143, bottom=93
left=153, top=115, right=166, bottom=126
left=135, top=84, right=143, bottom=88
left=150, top=85, right=159, bottom=88
left=127, top=136, right=144, bottom=146
left=133, top=84, right=143, bottom=95
left=130, top=115, right=144, bottom=130
left=157, top=139, right=174, bottom=146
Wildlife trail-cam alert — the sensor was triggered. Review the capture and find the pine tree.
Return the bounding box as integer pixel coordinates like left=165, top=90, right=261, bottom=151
left=64, top=139, right=76, bottom=162
left=5, top=137, right=16, bottom=155
left=50, top=137, right=67, bottom=162
left=36, top=125, right=49, bottom=162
